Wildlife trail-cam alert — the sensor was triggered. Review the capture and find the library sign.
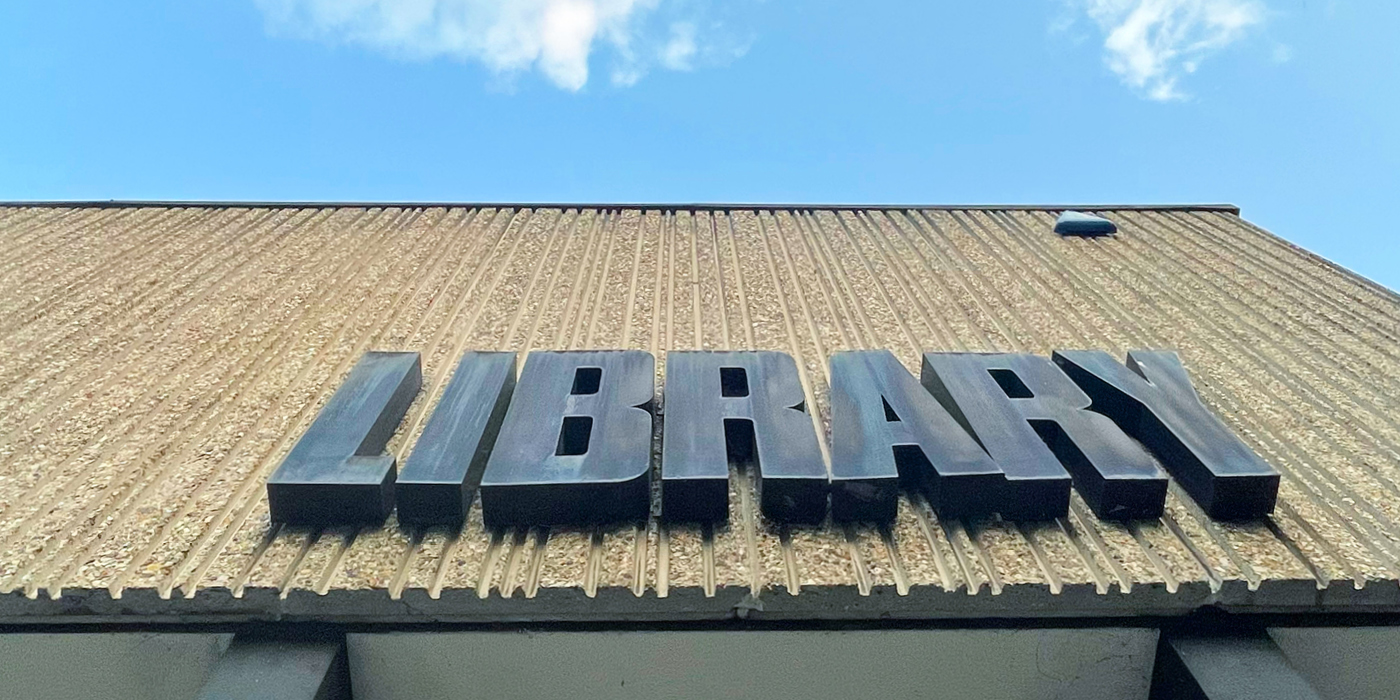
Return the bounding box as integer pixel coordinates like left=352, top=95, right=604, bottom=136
left=266, top=350, right=1280, bottom=529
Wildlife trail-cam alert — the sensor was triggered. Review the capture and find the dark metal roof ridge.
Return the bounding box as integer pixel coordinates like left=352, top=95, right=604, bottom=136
left=0, top=200, right=1242, bottom=215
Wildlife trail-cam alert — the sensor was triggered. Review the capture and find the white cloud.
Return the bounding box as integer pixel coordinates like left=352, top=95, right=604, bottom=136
left=1069, top=0, right=1265, bottom=100
left=660, top=22, right=697, bottom=70
left=255, top=0, right=748, bottom=91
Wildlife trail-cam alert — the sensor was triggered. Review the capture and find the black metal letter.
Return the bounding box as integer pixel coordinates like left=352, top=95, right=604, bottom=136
left=829, top=350, right=1005, bottom=522
left=396, top=352, right=516, bottom=525
left=1053, top=350, right=1280, bottom=519
left=480, top=350, right=654, bottom=527
left=662, top=351, right=827, bottom=524
left=922, top=352, right=1169, bottom=520
left=267, top=351, right=422, bottom=525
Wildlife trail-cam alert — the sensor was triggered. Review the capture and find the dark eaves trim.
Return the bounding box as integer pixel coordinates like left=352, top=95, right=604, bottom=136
left=0, top=200, right=1243, bottom=215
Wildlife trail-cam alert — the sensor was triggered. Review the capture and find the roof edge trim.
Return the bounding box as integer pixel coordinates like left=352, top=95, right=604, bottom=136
left=1228, top=215, right=1400, bottom=301
left=0, top=200, right=1242, bottom=215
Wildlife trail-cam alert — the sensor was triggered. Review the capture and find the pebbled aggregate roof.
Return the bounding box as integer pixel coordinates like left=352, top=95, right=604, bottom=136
left=1, top=202, right=1398, bottom=623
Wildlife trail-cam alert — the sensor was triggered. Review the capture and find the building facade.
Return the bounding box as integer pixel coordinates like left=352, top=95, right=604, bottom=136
left=1, top=203, right=1397, bottom=698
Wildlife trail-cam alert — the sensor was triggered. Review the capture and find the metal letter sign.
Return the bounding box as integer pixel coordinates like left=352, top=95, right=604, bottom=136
left=267, top=352, right=422, bottom=524
left=921, top=353, right=1169, bottom=520
left=396, top=352, right=517, bottom=525
left=1053, top=350, right=1280, bottom=519
left=270, top=347, right=1276, bottom=530
left=829, top=350, right=1003, bottom=522
left=662, top=352, right=827, bottom=523
left=479, top=351, right=654, bottom=527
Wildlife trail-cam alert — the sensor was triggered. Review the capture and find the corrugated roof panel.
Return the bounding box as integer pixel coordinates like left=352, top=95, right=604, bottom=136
left=1, top=204, right=1398, bottom=622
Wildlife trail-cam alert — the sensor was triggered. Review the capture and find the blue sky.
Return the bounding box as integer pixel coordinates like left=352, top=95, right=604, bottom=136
left=1, top=1, right=1396, bottom=289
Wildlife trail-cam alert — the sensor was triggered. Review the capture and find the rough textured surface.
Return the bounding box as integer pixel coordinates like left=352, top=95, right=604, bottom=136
left=2, top=203, right=1399, bottom=623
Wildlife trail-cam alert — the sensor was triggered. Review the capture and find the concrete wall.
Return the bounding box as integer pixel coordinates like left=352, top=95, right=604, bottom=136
left=15, top=626, right=1394, bottom=699
left=1270, top=627, right=1400, bottom=700
left=347, top=629, right=1158, bottom=700
left=0, top=633, right=230, bottom=700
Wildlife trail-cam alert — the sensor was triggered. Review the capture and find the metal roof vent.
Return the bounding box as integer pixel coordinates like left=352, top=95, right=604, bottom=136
left=1054, top=211, right=1117, bottom=236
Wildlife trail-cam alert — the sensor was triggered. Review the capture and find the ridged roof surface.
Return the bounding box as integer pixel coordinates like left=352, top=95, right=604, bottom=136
left=2, top=203, right=1398, bottom=623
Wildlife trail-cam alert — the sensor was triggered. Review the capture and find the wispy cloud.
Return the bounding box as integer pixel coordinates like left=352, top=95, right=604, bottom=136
left=1066, top=0, right=1265, bottom=100
left=255, top=0, right=751, bottom=91
left=660, top=22, right=698, bottom=70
